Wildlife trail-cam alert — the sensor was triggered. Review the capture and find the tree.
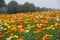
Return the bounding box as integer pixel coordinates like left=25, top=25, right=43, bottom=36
left=23, top=2, right=30, bottom=12
left=17, top=4, right=24, bottom=13
left=40, top=7, right=49, bottom=11
left=36, top=7, right=41, bottom=11
left=7, top=1, right=19, bottom=14
left=23, top=2, right=37, bottom=12
left=0, top=0, right=6, bottom=7
left=29, top=3, right=37, bottom=12
left=0, top=0, right=6, bottom=14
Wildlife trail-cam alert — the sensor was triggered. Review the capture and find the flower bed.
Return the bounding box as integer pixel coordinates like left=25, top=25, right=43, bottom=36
left=0, top=11, right=60, bottom=40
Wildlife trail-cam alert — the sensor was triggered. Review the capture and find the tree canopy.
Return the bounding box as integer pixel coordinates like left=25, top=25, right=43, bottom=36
left=0, top=0, right=6, bottom=7
left=7, top=1, right=19, bottom=13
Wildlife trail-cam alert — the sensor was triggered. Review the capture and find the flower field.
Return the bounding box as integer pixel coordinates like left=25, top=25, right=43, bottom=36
left=0, top=11, right=60, bottom=40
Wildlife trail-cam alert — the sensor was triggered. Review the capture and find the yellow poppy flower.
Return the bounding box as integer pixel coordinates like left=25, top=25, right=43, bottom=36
left=36, top=24, right=41, bottom=28
left=13, top=35, right=19, bottom=38
left=7, top=26, right=11, bottom=29
left=34, top=31, right=39, bottom=33
left=4, top=20, right=9, bottom=23
left=34, top=20, right=38, bottom=23
left=26, top=25, right=35, bottom=30
left=55, top=23, right=59, bottom=27
left=32, top=25, right=35, bottom=27
left=51, top=27, right=56, bottom=30
left=10, top=34, right=14, bottom=35
left=12, top=27, right=17, bottom=31
left=9, top=36, right=14, bottom=38
left=9, top=34, right=14, bottom=38
left=26, top=26, right=31, bottom=30
left=46, top=27, right=51, bottom=30
left=3, top=28, right=7, bottom=30
left=45, top=34, right=53, bottom=36
left=50, top=25, right=54, bottom=27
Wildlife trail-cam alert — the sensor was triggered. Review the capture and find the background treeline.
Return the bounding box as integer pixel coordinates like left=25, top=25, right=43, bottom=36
left=0, top=0, right=56, bottom=14
left=7, top=1, right=41, bottom=14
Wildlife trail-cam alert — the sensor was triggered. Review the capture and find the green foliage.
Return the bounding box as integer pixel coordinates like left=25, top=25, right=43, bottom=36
left=7, top=1, right=19, bottom=14
left=17, top=2, right=41, bottom=13
left=0, top=0, right=6, bottom=7
left=7, top=2, right=41, bottom=14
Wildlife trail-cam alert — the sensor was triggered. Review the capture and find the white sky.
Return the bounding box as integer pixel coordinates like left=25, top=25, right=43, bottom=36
left=5, top=0, right=60, bottom=9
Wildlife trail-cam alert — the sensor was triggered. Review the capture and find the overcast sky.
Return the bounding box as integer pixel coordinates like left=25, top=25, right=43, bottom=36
left=5, top=0, right=60, bottom=9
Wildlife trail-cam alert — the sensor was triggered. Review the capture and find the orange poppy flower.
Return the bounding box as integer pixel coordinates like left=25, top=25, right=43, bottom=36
left=11, top=20, right=16, bottom=24
left=5, top=30, right=11, bottom=34
left=15, top=20, right=20, bottom=24
left=0, top=32, right=2, bottom=35
left=19, top=22, right=23, bottom=25
left=0, top=34, right=4, bottom=39
left=42, top=23, right=46, bottom=26
left=43, top=36, right=50, bottom=40
left=17, top=38, right=24, bottom=40
left=18, top=28, right=26, bottom=33
left=36, top=28, right=44, bottom=32
left=37, top=36, right=41, bottom=39
left=46, top=18, right=51, bottom=22
left=18, top=17, right=24, bottom=20
left=7, top=28, right=12, bottom=33
left=5, top=31, right=9, bottom=34
left=32, top=15, right=37, bottom=20
left=40, top=20, right=45, bottom=23
left=0, top=20, right=2, bottom=24
left=24, top=22, right=27, bottom=24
